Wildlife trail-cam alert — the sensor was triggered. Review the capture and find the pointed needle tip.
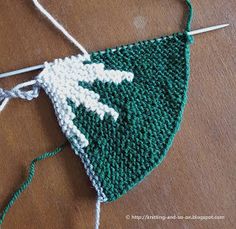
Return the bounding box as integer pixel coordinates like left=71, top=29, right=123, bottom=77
left=221, top=23, right=230, bottom=27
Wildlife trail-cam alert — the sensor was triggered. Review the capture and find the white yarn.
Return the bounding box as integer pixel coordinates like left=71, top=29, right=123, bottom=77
left=95, top=198, right=101, bottom=229
left=32, top=0, right=88, bottom=55
left=0, top=80, right=40, bottom=112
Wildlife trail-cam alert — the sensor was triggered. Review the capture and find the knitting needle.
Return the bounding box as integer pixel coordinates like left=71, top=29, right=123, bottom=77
left=0, top=24, right=229, bottom=79
left=188, top=23, right=229, bottom=36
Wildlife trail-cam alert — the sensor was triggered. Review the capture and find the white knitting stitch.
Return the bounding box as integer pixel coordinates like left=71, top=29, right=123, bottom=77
left=37, top=54, right=134, bottom=147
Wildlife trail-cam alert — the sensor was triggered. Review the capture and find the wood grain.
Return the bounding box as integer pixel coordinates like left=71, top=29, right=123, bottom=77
left=0, top=0, right=235, bottom=228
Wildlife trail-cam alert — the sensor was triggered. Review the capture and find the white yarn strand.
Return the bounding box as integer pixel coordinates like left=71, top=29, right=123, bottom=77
left=0, top=80, right=40, bottom=112
left=95, top=198, right=101, bottom=229
left=0, top=99, right=9, bottom=113
left=32, top=0, right=88, bottom=55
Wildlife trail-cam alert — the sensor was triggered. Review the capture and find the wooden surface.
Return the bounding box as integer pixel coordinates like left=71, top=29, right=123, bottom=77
left=0, top=0, right=235, bottom=228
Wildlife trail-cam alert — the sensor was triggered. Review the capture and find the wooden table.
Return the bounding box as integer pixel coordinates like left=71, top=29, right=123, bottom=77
left=0, top=1, right=235, bottom=228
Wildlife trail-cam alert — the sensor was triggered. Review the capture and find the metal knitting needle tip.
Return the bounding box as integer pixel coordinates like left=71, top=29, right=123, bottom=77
left=188, top=23, right=229, bottom=36
left=0, top=64, right=45, bottom=79
left=0, top=24, right=229, bottom=79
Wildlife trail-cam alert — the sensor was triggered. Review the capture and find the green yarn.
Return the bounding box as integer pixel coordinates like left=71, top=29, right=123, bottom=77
left=69, top=32, right=193, bottom=202
left=0, top=142, right=67, bottom=226
left=185, top=0, right=193, bottom=32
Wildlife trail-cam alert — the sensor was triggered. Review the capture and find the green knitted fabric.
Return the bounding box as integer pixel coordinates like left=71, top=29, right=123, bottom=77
left=0, top=1, right=195, bottom=226
left=69, top=32, right=193, bottom=202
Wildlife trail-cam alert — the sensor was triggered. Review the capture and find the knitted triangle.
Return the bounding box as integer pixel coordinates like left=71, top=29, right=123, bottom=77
left=0, top=1, right=198, bottom=227
left=37, top=32, right=193, bottom=202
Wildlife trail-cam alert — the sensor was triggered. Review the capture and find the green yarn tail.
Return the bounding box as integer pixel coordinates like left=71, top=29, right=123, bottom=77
left=0, top=142, right=68, bottom=226
left=185, top=0, right=193, bottom=32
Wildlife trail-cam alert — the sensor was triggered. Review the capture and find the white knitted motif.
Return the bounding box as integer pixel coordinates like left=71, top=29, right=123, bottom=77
left=37, top=54, right=134, bottom=148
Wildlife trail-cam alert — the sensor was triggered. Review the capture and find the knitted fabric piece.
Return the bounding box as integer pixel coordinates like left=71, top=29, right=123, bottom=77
left=37, top=32, right=193, bottom=202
